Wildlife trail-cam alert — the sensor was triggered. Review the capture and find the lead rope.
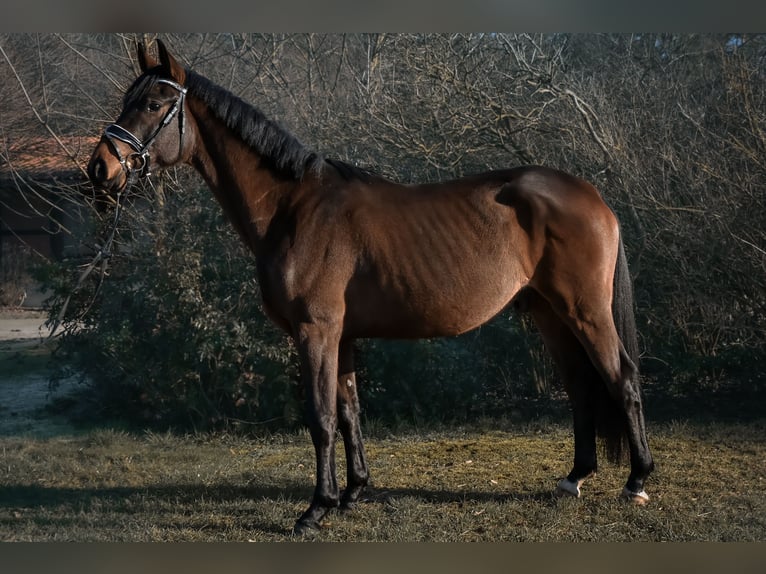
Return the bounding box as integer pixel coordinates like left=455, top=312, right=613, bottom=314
left=48, top=191, right=124, bottom=339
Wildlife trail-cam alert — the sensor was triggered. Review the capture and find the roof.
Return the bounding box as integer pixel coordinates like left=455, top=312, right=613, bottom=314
left=0, top=135, right=100, bottom=184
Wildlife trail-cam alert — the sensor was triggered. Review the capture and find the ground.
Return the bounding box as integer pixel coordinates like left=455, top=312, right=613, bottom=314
left=1, top=308, right=765, bottom=541
left=0, top=308, right=78, bottom=436
left=0, top=308, right=52, bottom=341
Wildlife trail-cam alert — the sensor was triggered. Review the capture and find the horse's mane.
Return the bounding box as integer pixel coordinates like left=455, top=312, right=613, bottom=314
left=185, top=70, right=323, bottom=180
left=125, top=68, right=382, bottom=183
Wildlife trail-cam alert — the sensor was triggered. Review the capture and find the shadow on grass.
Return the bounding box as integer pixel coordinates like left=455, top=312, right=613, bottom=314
left=0, top=482, right=308, bottom=536
left=0, top=480, right=556, bottom=536
left=360, top=485, right=554, bottom=506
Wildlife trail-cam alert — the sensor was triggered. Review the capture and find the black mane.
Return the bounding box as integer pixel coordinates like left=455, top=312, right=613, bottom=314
left=185, top=70, right=323, bottom=180
left=126, top=68, right=382, bottom=183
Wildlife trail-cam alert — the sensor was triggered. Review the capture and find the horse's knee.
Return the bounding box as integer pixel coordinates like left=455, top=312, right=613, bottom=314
left=306, top=415, right=336, bottom=445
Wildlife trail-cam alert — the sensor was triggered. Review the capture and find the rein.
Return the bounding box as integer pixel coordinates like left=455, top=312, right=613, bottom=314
left=48, top=191, right=124, bottom=338
left=49, top=79, right=188, bottom=338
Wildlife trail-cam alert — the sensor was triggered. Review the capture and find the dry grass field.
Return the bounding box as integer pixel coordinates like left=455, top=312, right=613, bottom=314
left=1, top=421, right=764, bottom=541
left=1, top=319, right=764, bottom=542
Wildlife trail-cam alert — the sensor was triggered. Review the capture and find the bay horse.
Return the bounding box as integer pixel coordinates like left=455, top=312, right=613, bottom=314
left=87, top=39, right=653, bottom=535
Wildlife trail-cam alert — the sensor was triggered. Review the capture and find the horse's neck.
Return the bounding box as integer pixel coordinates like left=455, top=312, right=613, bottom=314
left=187, top=104, right=297, bottom=252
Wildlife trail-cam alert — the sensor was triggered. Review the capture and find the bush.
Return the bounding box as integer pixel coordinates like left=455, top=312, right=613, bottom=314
left=31, top=34, right=766, bottom=432
left=0, top=242, right=38, bottom=307
left=356, top=316, right=567, bottom=428
left=44, top=182, right=300, bottom=433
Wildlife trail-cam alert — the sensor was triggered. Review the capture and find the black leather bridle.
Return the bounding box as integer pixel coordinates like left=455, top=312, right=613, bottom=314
left=50, top=80, right=189, bottom=338
left=103, top=78, right=187, bottom=187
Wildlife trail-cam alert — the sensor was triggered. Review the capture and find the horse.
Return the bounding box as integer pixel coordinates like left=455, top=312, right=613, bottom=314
left=87, top=39, right=654, bottom=535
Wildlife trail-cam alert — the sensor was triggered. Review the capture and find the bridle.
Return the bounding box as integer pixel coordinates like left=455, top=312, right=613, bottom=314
left=48, top=78, right=188, bottom=338
left=103, top=77, right=187, bottom=188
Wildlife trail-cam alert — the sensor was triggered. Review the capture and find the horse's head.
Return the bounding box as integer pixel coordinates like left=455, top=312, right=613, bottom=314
left=88, top=39, right=192, bottom=201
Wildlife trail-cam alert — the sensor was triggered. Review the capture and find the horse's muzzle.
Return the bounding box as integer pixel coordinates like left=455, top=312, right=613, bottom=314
left=87, top=140, right=128, bottom=195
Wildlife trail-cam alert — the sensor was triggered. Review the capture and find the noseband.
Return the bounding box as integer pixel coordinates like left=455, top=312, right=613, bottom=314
left=103, top=78, right=187, bottom=186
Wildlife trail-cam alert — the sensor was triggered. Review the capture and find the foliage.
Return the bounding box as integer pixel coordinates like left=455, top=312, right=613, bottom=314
left=357, top=319, right=564, bottom=427
left=43, top=180, right=300, bottom=432
left=4, top=33, right=766, bottom=430
left=0, top=242, right=37, bottom=307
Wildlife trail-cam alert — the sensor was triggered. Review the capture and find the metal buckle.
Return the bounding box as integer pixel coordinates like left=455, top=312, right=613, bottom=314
left=127, top=151, right=150, bottom=176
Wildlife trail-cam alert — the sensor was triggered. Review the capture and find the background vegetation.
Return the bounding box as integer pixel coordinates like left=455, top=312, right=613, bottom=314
left=1, top=33, right=764, bottom=432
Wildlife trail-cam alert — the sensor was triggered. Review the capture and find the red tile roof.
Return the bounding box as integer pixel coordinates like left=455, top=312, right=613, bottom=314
left=0, top=135, right=100, bottom=182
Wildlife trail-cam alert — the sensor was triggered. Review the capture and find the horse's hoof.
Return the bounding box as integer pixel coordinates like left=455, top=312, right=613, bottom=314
left=292, top=519, right=321, bottom=537
left=555, top=478, right=582, bottom=498
left=620, top=487, right=650, bottom=505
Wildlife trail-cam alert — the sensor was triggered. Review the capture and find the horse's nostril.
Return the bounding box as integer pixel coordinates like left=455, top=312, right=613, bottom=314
left=89, top=157, right=106, bottom=183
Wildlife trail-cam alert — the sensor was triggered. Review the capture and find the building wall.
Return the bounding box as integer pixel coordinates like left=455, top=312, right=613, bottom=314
left=0, top=185, right=89, bottom=307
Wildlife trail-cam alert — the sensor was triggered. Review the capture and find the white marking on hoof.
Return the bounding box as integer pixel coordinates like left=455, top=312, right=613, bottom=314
left=620, top=487, right=650, bottom=505
left=346, top=379, right=353, bottom=388
left=555, top=478, right=582, bottom=498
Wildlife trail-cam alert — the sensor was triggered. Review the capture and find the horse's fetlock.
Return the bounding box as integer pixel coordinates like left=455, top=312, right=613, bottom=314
left=318, top=494, right=340, bottom=509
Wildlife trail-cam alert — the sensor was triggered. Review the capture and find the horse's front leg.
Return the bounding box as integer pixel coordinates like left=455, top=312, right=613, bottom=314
left=293, top=320, right=342, bottom=535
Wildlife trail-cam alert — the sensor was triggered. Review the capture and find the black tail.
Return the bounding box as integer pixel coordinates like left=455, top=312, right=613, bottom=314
left=595, top=231, right=640, bottom=464
left=612, top=235, right=640, bottom=369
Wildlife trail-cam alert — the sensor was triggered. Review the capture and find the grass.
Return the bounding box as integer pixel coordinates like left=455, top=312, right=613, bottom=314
left=1, top=330, right=764, bottom=542
left=0, top=337, right=79, bottom=437
left=1, top=420, right=764, bottom=541
left=0, top=338, right=54, bottom=379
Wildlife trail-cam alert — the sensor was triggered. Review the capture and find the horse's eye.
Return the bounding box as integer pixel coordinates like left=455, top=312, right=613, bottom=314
left=147, top=102, right=162, bottom=112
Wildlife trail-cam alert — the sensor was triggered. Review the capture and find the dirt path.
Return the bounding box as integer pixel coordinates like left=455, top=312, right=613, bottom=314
left=0, top=308, right=53, bottom=341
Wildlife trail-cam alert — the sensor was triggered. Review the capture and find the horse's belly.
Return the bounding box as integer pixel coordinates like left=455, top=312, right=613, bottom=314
left=344, top=270, right=524, bottom=339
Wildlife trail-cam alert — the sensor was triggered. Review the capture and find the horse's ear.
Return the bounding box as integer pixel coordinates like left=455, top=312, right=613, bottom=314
left=136, top=42, right=157, bottom=73
left=156, top=39, right=186, bottom=84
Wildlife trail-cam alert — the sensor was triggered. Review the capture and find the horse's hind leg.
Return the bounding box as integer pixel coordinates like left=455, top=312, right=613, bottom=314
left=520, top=289, right=600, bottom=497
left=337, top=338, right=369, bottom=510
left=572, top=313, right=653, bottom=502
left=537, top=286, right=654, bottom=503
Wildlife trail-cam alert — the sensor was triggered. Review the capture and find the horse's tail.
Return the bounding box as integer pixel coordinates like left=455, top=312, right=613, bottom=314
left=595, top=230, right=640, bottom=464
left=612, top=232, right=640, bottom=368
